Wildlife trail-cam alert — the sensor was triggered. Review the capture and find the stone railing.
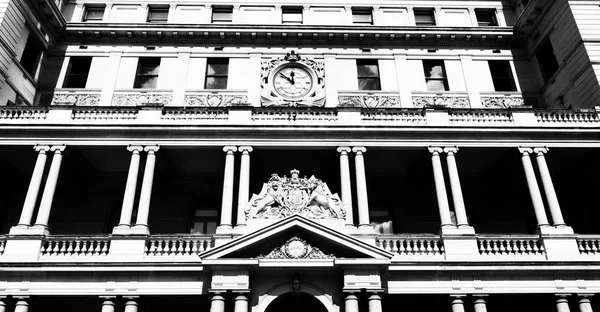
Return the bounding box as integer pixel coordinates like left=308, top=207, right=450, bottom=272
left=338, top=91, right=402, bottom=108
left=40, top=236, right=110, bottom=257
left=361, top=109, right=427, bottom=125
left=535, top=110, right=600, bottom=125
left=412, top=92, right=470, bottom=108
left=577, top=236, right=600, bottom=255
left=480, top=93, right=526, bottom=109
left=252, top=108, right=338, bottom=124
left=449, top=109, right=513, bottom=125
left=112, top=90, right=173, bottom=106
left=0, top=106, right=48, bottom=120
left=184, top=90, right=248, bottom=107
left=477, top=235, right=545, bottom=256
left=72, top=106, right=139, bottom=120
left=162, top=107, right=229, bottom=122
left=376, top=235, right=444, bottom=256
left=145, top=235, right=215, bottom=256
left=40, top=89, right=102, bottom=106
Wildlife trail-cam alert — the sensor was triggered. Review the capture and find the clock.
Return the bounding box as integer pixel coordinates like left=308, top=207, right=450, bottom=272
left=272, top=65, right=314, bottom=100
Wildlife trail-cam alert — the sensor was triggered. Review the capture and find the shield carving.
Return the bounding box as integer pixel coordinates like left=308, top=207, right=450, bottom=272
left=283, top=187, right=309, bottom=210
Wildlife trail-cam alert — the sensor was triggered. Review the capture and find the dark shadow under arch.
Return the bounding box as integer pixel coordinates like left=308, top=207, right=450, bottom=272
left=265, top=292, right=328, bottom=312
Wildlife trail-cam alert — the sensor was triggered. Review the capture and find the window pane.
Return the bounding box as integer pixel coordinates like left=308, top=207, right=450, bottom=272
left=357, top=64, right=379, bottom=77
left=213, top=8, right=233, bottom=22
left=415, top=10, right=435, bottom=25
left=148, top=8, right=169, bottom=22
left=84, top=7, right=104, bottom=21
left=352, top=10, right=372, bottom=24
left=489, top=61, right=516, bottom=91
left=207, top=63, right=229, bottom=75
left=426, top=80, right=446, bottom=91
left=138, top=59, right=161, bottom=75
left=63, top=57, right=92, bottom=88
left=134, top=76, right=158, bottom=89
left=283, top=8, right=303, bottom=23
left=537, top=40, right=559, bottom=81
left=206, top=77, right=228, bottom=89
left=69, top=58, right=92, bottom=75
left=359, top=78, right=381, bottom=91
left=475, top=9, right=498, bottom=26
left=427, top=65, right=445, bottom=78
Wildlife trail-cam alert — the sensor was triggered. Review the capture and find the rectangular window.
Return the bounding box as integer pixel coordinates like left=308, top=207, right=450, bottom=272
left=147, top=6, right=169, bottom=23
left=489, top=60, right=517, bottom=92
left=423, top=60, right=449, bottom=91
left=414, top=8, right=436, bottom=26
left=134, top=58, right=161, bottom=89
left=191, top=210, right=218, bottom=234
left=356, top=60, right=381, bottom=91
left=475, top=9, right=498, bottom=26
left=205, top=58, right=229, bottom=89
left=63, top=57, right=92, bottom=88
left=282, top=6, right=303, bottom=24
left=212, top=6, right=233, bottom=23
left=536, top=39, right=559, bottom=81
left=82, top=5, right=105, bottom=22
left=352, top=7, right=373, bottom=25
left=19, top=35, right=44, bottom=77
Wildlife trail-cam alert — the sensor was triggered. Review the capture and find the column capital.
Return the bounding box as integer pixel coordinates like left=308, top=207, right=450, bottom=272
left=239, top=146, right=253, bottom=153
left=533, top=147, right=549, bottom=154
left=518, top=146, right=534, bottom=155
left=127, top=145, right=144, bottom=153
left=345, top=293, right=359, bottom=299
left=14, top=296, right=30, bottom=300
left=556, top=294, right=571, bottom=298
left=34, top=145, right=50, bottom=153
left=352, top=146, right=367, bottom=154
left=578, top=294, right=594, bottom=298
left=123, top=296, right=139, bottom=300
left=428, top=146, right=444, bottom=154
left=100, top=296, right=117, bottom=300
left=51, top=144, right=66, bottom=152
left=337, top=146, right=352, bottom=154
left=223, top=146, right=238, bottom=153
left=144, top=145, right=160, bottom=153
left=443, top=146, right=459, bottom=154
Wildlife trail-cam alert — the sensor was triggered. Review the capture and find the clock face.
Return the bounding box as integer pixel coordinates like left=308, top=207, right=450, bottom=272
left=272, top=66, right=314, bottom=100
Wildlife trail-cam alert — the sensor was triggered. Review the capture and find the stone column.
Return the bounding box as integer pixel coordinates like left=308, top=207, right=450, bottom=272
left=519, top=147, right=549, bottom=227
left=234, top=294, right=248, bottom=312
left=220, top=146, right=238, bottom=228
left=236, top=146, right=253, bottom=226
left=451, top=297, right=465, bottom=312
left=338, top=147, right=354, bottom=226
left=135, top=145, right=159, bottom=230
left=368, top=293, right=383, bottom=312
left=345, top=293, right=359, bottom=312
left=428, top=147, right=453, bottom=227
left=210, top=293, right=226, bottom=312
left=578, top=296, right=593, bottom=312
left=124, top=298, right=138, bottom=312
left=444, top=147, right=469, bottom=227
left=14, top=298, right=28, bottom=312
left=0, top=297, right=5, bottom=312
left=353, top=147, right=370, bottom=228
left=100, top=298, right=115, bottom=312
left=534, top=147, right=565, bottom=226
left=34, top=145, right=66, bottom=228
left=556, top=296, right=571, bottom=312
left=473, top=297, right=488, bottom=312
left=18, top=145, right=50, bottom=226
left=118, top=145, right=143, bottom=227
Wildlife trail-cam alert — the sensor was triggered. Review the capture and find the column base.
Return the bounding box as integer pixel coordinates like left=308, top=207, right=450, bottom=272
left=537, top=225, right=574, bottom=235
left=9, top=224, right=49, bottom=236
left=440, top=225, right=475, bottom=235
left=216, top=225, right=234, bottom=235
left=126, top=225, right=151, bottom=235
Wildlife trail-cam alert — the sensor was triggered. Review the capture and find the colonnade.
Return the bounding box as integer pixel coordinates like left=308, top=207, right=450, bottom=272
left=9, top=143, right=568, bottom=235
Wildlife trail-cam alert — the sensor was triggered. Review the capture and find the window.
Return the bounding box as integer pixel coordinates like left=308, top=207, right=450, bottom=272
left=423, top=60, right=449, bottom=91
left=205, top=58, right=229, bottom=89
left=212, top=6, right=233, bottom=23
left=352, top=7, right=373, bottom=25
left=134, top=58, right=161, bottom=89
left=63, top=57, right=92, bottom=88
left=82, top=5, right=105, bottom=22
left=488, top=61, right=516, bottom=92
left=356, top=60, right=381, bottom=91
left=147, top=6, right=169, bottom=23
left=282, top=6, right=303, bottom=24
left=475, top=9, right=498, bottom=26
left=414, top=8, right=436, bottom=26
left=536, top=39, right=559, bottom=81
left=191, top=210, right=218, bottom=234
left=19, top=35, right=44, bottom=77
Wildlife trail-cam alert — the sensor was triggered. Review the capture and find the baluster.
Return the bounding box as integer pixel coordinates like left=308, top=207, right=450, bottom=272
left=577, top=240, right=585, bottom=254
left=424, top=240, right=432, bottom=254
left=41, top=241, right=49, bottom=254
left=489, top=240, right=497, bottom=255
left=66, top=241, right=74, bottom=255
left=177, top=240, right=184, bottom=255
left=94, top=241, right=102, bottom=255
left=51, top=241, right=60, bottom=255
left=101, top=241, right=109, bottom=255
left=185, top=240, right=192, bottom=255
left=81, top=240, right=89, bottom=255
left=191, top=240, right=199, bottom=255
left=418, top=240, right=426, bottom=254
left=592, top=240, right=600, bottom=253
left=149, top=240, right=157, bottom=255
left=390, top=240, right=398, bottom=254
left=73, top=240, right=81, bottom=255
left=397, top=240, right=405, bottom=255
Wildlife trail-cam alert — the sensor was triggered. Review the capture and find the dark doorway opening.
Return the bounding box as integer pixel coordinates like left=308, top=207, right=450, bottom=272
left=265, top=292, right=328, bottom=312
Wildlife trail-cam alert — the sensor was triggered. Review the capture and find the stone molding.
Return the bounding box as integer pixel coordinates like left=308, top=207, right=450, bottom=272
left=412, top=94, right=470, bottom=108
left=184, top=93, right=248, bottom=107
left=338, top=94, right=401, bottom=108
left=256, top=236, right=335, bottom=259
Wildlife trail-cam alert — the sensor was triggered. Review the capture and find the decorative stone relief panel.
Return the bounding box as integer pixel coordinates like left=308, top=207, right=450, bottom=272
left=338, top=94, right=401, bottom=108
left=481, top=96, right=525, bottom=108
left=412, top=95, right=470, bottom=108
left=184, top=93, right=248, bottom=107
left=41, top=92, right=101, bottom=106
left=256, top=236, right=335, bottom=259
left=112, top=93, right=172, bottom=106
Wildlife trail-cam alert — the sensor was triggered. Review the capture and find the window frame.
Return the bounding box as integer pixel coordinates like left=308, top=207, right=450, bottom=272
left=488, top=60, right=517, bottom=92
left=356, top=59, right=381, bottom=91
left=536, top=39, right=560, bottom=82
left=147, top=6, right=169, bottom=23
left=212, top=6, right=233, bottom=23
left=204, top=58, right=229, bottom=90
left=475, top=9, right=499, bottom=27
left=62, top=57, right=93, bottom=88
left=352, top=7, right=373, bottom=25
left=414, top=8, right=436, bottom=26
left=82, top=5, right=105, bottom=22
left=423, top=60, right=449, bottom=91
left=19, top=34, right=44, bottom=78
left=282, top=6, right=303, bottom=24
left=134, top=57, right=161, bottom=89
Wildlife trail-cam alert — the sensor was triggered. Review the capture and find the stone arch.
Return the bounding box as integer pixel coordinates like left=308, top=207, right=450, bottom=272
left=254, top=281, right=339, bottom=312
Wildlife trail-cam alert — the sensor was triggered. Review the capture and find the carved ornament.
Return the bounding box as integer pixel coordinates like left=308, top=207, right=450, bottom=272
left=184, top=94, right=248, bottom=107
left=41, top=92, right=101, bottom=106
left=112, top=93, right=172, bottom=106
left=338, top=95, right=402, bottom=108
left=412, top=95, right=470, bottom=108
left=256, top=236, right=335, bottom=259
left=481, top=96, right=525, bottom=108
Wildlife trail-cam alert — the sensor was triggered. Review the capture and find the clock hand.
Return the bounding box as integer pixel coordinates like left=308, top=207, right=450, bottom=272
left=279, top=72, right=293, bottom=84
left=290, top=71, right=295, bottom=85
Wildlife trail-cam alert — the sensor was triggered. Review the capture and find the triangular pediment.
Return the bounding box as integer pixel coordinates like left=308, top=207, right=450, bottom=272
left=201, top=215, right=393, bottom=263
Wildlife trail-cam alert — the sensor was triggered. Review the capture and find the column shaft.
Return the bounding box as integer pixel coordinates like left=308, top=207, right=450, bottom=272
left=220, top=146, right=237, bottom=228
left=34, top=145, right=66, bottom=227
left=368, top=294, right=383, bottom=312
left=124, top=299, right=138, bottom=312
left=345, top=294, right=359, bottom=312
left=474, top=298, right=488, bottom=312
left=353, top=147, right=370, bottom=227
left=451, top=298, right=465, bottom=312
left=578, top=297, right=593, bottom=312
left=19, top=145, right=49, bottom=226
left=445, top=148, right=469, bottom=226
left=0, top=299, right=5, bottom=312
left=338, top=147, right=354, bottom=226
left=136, top=146, right=159, bottom=227
left=535, top=149, right=565, bottom=226
left=119, top=146, right=142, bottom=226
left=101, top=299, right=115, bottom=312
left=236, top=147, right=252, bottom=226
left=210, top=293, right=226, bottom=312
left=556, top=297, right=571, bottom=312
left=519, top=148, right=549, bottom=226
left=429, top=147, right=453, bottom=227
left=14, top=300, right=28, bottom=312
left=234, top=294, right=248, bottom=312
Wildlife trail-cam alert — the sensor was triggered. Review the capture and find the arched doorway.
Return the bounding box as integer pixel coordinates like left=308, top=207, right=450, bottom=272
left=265, top=293, right=328, bottom=312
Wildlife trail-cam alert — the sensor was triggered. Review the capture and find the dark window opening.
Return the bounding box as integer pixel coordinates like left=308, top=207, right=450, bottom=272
left=536, top=39, right=559, bottom=82
left=475, top=9, right=498, bottom=26
left=147, top=6, right=169, bottom=23
left=414, top=8, right=436, bottom=26
left=63, top=57, right=92, bottom=88
left=20, top=35, right=44, bottom=77
left=282, top=6, right=303, bottom=24
left=357, top=59, right=381, bottom=91
left=423, top=60, right=449, bottom=91
left=489, top=60, right=517, bottom=92
left=352, top=7, right=373, bottom=25
left=212, top=6, right=233, bottom=23
left=205, top=58, right=229, bottom=89
left=134, top=57, right=161, bottom=89
left=82, top=5, right=105, bottom=22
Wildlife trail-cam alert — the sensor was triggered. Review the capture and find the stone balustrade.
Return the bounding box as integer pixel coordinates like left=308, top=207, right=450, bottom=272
left=376, top=235, right=444, bottom=256
left=449, top=109, right=513, bottom=125
left=145, top=235, right=215, bottom=256
left=72, top=106, right=139, bottom=120
left=0, top=106, right=48, bottom=120
left=477, top=235, right=545, bottom=256
left=535, top=110, right=600, bottom=125
left=40, top=236, right=110, bottom=257
left=577, top=236, right=600, bottom=254
left=361, top=109, right=427, bottom=125
left=162, top=107, right=229, bottom=122
left=252, top=107, right=338, bottom=124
